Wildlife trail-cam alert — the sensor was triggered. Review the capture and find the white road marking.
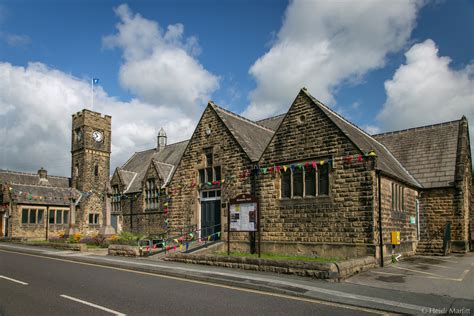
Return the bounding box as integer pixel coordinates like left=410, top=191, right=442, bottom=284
left=371, top=271, right=406, bottom=276
left=60, top=295, right=126, bottom=315
left=392, top=266, right=464, bottom=281
left=0, top=275, right=28, bottom=285
left=414, top=262, right=456, bottom=269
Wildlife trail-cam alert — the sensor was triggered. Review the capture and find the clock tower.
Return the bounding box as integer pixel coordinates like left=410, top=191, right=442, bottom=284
left=71, top=109, right=112, bottom=233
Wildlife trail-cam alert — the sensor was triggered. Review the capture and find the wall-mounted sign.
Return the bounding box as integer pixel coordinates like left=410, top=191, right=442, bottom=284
left=410, top=216, right=416, bottom=225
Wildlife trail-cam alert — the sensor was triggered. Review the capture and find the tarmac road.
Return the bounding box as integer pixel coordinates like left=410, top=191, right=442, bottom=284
left=0, top=249, right=382, bottom=316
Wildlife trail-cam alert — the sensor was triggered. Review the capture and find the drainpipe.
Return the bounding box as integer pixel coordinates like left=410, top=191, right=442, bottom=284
left=45, top=206, right=49, bottom=240
left=377, top=170, right=384, bottom=267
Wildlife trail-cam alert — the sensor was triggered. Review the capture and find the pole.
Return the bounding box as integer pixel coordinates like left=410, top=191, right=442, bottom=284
left=227, top=203, right=230, bottom=256
left=91, top=79, right=94, bottom=111
left=377, top=170, right=384, bottom=267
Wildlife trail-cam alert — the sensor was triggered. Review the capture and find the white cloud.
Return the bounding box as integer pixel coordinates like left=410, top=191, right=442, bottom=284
left=103, top=4, right=218, bottom=115
left=4, top=33, right=30, bottom=47
left=243, top=0, right=424, bottom=119
left=378, top=39, right=474, bottom=127
left=363, top=125, right=382, bottom=135
left=377, top=39, right=474, bottom=149
left=0, top=4, right=219, bottom=177
left=0, top=62, right=196, bottom=176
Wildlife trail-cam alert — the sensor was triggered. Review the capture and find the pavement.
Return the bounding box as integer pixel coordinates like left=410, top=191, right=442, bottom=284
left=1, top=242, right=473, bottom=315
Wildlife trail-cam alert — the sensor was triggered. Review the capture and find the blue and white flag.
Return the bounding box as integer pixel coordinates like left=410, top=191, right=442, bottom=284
left=92, top=78, right=99, bottom=85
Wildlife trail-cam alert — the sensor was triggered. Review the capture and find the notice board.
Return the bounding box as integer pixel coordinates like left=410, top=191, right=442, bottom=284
left=229, top=194, right=258, bottom=232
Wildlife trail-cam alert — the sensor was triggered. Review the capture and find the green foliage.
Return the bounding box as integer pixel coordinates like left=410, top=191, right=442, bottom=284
left=109, top=231, right=147, bottom=245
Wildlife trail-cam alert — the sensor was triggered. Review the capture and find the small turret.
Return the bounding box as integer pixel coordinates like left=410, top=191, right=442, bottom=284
left=157, top=127, right=167, bottom=152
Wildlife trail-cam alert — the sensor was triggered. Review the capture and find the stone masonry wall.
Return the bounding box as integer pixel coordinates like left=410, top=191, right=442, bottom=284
left=257, top=91, right=376, bottom=259
left=169, top=105, right=255, bottom=243
left=10, top=204, right=72, bottom=240
left=374, top=176, right=418, bottom=260
left=419, top=188, right=456, bottom=241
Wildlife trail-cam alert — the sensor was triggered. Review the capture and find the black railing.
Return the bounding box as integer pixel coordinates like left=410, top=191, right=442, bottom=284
left=443, top=222, right=451, bottom=256
left=138, top=224, right=222, bottom=256
left=424, top=221, right=451, bottom=256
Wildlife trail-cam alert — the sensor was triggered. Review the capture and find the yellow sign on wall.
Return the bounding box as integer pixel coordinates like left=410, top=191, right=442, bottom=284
left=391, top=231, right=401, bottom=245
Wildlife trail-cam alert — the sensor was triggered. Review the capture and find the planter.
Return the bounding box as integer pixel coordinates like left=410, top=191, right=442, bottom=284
left=108, top=244, right=140, bottom=257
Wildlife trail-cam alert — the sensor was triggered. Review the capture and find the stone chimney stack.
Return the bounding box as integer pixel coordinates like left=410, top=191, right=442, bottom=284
left=157, top=127, right=167, bottom=152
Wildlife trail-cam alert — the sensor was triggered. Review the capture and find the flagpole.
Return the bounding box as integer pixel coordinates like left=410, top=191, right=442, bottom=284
left=91, top=78, right=94, bottom=111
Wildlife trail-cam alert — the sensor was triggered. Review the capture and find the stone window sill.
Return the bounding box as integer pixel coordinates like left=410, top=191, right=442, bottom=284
left=278, top=196, right=332, bottom=205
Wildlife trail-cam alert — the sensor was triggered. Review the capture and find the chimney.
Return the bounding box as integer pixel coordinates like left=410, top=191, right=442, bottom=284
left=157, top=127, right=167, bottom=152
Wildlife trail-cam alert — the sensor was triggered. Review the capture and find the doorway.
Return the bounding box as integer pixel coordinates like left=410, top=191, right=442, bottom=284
left=200, top=190, right=221, bottom=239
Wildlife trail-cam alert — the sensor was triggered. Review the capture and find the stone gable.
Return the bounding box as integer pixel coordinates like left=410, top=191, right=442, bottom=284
left=169, top=104, right=255, bottom=238
left=257, top=90, right=378, bottom=258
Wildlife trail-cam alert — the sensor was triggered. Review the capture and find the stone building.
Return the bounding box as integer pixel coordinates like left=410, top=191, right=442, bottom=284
left=0, top=109, right=114, bottom=239
left=110, top=128, right=188, bottom=236
left=0, top=168, right=78, bottom=239
left=112, top=87, right=471, bottom=261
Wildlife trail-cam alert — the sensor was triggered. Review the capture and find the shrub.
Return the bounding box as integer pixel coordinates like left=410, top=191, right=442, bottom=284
left=68, top=233, right=81, bottom=243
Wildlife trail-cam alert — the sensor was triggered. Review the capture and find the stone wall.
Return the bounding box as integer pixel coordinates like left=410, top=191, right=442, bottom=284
left=257, top=91, right=376, bottom=259
left=374, top=176, right=418, bottom=260
left=9, top=204, right=73, bottom=240
left=169, top=105, right=254, bottom=242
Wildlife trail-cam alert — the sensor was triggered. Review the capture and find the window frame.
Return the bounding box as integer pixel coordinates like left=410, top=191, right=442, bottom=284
left=21, top=207, right=47, bottom=225
left=279, top=161, right=330, bottom=199
left=145, top=178, right=159, bottom=210
left=391, top=183, right=405, bottom=212
left=112, top=185, right=121, bottom=213
left=48, top=208, right=70, bottom=225
left=88, top=213, right=99, bottom=225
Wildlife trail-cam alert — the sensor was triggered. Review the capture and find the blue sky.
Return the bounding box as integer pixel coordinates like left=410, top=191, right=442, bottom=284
left=0, top=0, right=473, bottom=176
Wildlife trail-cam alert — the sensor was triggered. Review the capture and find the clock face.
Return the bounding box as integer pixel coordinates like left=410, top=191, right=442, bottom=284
left=92, top=130, right=103, bottom=143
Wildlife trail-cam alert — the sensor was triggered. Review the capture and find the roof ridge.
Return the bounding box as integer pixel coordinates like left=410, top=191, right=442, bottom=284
left=129, top=139, right=190, bottom=157
left=209, top=102, right=275, bottom=133
left=372, top=119, right=462, bottom=137
left=301, top=88, right=421, bottom=188
left=0, top=169, right=69, bottom=180
left=11, top=183, right=72, bottom=190
left=256, top=113, right=286, bottom=123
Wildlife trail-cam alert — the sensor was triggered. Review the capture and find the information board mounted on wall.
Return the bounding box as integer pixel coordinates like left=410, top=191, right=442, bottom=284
left=227, top=194, right=260, bottom=256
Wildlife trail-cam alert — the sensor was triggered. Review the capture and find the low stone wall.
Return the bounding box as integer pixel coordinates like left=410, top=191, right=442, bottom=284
left=165, top=253, right=376, bottom=280
left=108, top=244, right=140, bottom=257
left=24, top=242, right=87, bottom=252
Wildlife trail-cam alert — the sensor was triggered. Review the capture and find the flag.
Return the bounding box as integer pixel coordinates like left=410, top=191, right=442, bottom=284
left=92, top=78, right=99, bottom=85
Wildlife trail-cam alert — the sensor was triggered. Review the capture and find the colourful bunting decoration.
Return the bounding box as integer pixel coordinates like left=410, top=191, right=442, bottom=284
left=283, top=166, right=288, bottom=172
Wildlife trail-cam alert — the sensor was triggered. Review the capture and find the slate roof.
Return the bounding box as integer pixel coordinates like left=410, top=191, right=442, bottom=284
left=211, top=102, right=275, bottom=162
left=373, top=120, right=461, bottom=188
left=0, top=169, right=76, bottom=206
left=256, top=114, right=285, bottom=131
left=0, top=169, right=70, bottom=188
left=119, top=140, right=188, bottom=193
left=301, top=89, right=422, bottom=188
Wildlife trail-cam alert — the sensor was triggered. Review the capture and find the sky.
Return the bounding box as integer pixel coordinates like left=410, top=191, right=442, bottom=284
left=0, top=0, right=473, bottom=177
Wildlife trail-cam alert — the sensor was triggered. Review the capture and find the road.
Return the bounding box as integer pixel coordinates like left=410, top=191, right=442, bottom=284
left=0, top=249, right=382, bottom=316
